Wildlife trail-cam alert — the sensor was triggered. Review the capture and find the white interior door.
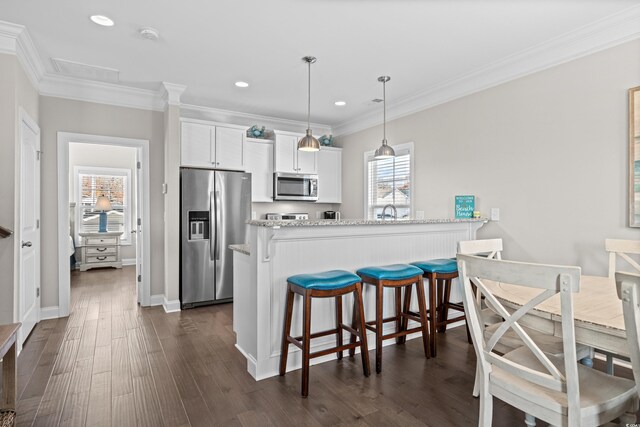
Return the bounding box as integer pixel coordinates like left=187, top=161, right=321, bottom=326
left=135, top=151, right=143, bottom=304
left=19, top=112, right=41, bottom=347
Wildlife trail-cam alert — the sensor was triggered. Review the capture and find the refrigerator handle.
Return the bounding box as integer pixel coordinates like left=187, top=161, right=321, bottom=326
left=209, top=191, right=216, bottom=261
left=214, top=190, right=222, bottom=260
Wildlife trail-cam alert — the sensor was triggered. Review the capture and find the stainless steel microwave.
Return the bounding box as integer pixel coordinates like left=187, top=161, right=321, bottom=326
left=273, top=172, right=318, bottom=201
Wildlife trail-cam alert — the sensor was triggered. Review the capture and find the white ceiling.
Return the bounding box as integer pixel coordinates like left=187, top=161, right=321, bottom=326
left=1, top=0, right=639, bottom=129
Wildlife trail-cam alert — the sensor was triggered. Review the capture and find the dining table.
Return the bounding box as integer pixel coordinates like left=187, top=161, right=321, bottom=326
left=483, top=275, right=629, bottom=358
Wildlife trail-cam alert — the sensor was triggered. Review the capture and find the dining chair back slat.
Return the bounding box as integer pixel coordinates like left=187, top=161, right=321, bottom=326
left=616, top=272, right=640, bottom=396
left=606, top=239, right=640, bottom=279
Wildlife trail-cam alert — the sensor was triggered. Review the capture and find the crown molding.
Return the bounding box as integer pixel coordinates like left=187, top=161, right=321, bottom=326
left=181, top=103, right=332, bottom=135
left=161, top=82, right=187, bottom=106
left=40, top=74, right=165, bottom=111
left=0, top=20, right=44, bottom=89
left=333, top=4, right=640, bottom=136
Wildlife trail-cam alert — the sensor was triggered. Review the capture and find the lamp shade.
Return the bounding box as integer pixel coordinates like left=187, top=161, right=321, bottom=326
left=297, top=129, right=320, bottom=152
left=95, top=196, right=112, bottom=211
left=374, top=140, right=395, bottom=159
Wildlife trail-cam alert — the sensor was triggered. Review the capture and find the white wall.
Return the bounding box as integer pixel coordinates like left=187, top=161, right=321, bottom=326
left=337, top=39, right=640, bottom=276
left=68, top=143, right=138, bottom=260
left=39, top=96, right=165, bottom=308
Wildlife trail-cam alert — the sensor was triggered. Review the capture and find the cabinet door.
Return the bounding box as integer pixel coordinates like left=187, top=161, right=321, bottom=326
left=296, top=149, right=318, bottom=174
left=245, top=141, right=274, bottom=202
left=317, top=148, right=341, bottom=203
left=181, top=122, right=214, bottom=167
left=215, top=127, right=245, bottom=170
left=274, top=135, right=297, bottom=173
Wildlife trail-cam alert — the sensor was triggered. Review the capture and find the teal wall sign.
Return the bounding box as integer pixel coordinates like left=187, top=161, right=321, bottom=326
left=455, top=195, right=475, bottom=219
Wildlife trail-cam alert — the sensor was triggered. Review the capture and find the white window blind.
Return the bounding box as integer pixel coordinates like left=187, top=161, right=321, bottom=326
left=365, top=144, right=412, bottom=220
left=76, top=168, right=130, bottom=242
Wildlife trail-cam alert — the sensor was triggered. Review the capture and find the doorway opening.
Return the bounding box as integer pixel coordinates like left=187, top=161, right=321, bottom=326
left=57, top=133, right=151, bottom=318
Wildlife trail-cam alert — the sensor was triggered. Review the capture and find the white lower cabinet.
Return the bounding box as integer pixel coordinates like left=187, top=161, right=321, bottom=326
left=317, top=147, right=342, bottom=203
left=245, top=139, right=274, bottom=202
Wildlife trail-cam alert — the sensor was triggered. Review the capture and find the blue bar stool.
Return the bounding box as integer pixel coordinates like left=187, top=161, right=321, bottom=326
left=280, top=270, right=370, bottom=397
left=411, top=258, right=470, bottom=357
left=352, top=264, right=429, bottom=373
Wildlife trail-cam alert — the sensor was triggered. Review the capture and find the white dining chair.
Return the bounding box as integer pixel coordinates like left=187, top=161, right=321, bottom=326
left=616, top=272, right=640, bottom=397
left=458, top=239, right=591, bottom=402
left=458, top=254, right=638, bottom=427
left=603, top=239, right=640, bottom=374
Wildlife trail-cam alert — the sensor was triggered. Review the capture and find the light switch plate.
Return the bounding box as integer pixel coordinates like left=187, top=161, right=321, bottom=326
left=416, top=211, right=425, bottom=220
left=162, top=183, right=168, bottom=194
left=251, top=211, right=257, bottom=220
left=316, top=212, right=322, bottom=219
left=491, top=208, right=500, bottom=221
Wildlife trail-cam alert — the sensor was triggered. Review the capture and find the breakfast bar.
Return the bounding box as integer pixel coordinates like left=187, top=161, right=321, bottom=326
left=231, top=218, right=486, bottom=380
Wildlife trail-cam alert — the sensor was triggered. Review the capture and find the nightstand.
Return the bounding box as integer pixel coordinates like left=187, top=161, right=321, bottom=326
left=78, top=231, right=123, bottom=271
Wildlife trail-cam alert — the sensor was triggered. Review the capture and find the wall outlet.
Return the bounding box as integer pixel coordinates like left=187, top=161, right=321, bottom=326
left=316, top=211, right=322, bottom=219
left=251, top=211, right=257, bottom=220
left=416, top=210, right=425, bottom=220
left=491, top=208, right=500, bottom=221
left=161, top=183, right=168, bottom=194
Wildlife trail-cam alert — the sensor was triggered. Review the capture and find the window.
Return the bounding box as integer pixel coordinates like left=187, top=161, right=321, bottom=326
left=364, top=142, right=413, bottom=220
left=75, top=167, right=131, bottom=243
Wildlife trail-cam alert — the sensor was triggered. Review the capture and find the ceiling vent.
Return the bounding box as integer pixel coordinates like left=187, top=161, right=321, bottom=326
left=51, top=58, right=120, bottom=83
left=371, top=98, right=383, bottom=103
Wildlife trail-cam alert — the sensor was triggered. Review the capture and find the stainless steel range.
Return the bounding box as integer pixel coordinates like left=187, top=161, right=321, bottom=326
left=265, top=213, right=309, bottom=220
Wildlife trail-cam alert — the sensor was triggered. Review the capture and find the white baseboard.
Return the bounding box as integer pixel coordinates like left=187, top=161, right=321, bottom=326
left=163, top=298, right=181, bottom=313
left=150, top=294, right=164, bottom=306
left=122, top=258, right=136, bottom=266
left=40, top=306, right=60, bottom=320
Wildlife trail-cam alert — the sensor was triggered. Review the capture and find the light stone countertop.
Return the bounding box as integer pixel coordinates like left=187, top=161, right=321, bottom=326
left=229, top=244, right=250, bottom=255
left=247, top=218, right=488, bottom=227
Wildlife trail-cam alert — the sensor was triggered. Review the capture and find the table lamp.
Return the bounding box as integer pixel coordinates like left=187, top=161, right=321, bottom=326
left=95, top=196, right=112, bottom=233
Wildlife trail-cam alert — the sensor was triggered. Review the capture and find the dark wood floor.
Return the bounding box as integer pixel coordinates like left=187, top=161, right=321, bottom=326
left=9, top=266, right=633, bottom=426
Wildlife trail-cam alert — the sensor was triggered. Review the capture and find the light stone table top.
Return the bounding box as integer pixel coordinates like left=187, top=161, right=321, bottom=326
left=247, top=218, right=488, bottom=228
left=229, top=244, right=250, bottom=255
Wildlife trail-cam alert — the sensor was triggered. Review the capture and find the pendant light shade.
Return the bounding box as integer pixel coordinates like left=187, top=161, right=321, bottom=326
left=297, top=56, right=320, bottom=152
left=374, top=76, right=395, bottom=159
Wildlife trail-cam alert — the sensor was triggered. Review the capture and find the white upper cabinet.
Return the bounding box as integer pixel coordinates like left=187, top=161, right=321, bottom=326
left=181, top=120, right=245, bottom=170
left=274, top=133, right=317, bottom=174
left=215, top=127, right=245, bottom=170
left=317, top=147, right=342, bottom=203
left=181, top=122, right=213, bottom=167
left=245, top=139, right=274, bottom=202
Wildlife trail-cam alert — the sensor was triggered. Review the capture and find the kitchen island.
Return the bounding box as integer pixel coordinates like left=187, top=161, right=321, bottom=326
left=230, top=218, right=487, bottom=380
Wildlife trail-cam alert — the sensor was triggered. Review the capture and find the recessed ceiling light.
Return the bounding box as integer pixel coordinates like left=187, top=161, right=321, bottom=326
left=90, top=15, right=114, bottom=27
left=235, top=81, right=249, bottom=88
left=139, top=27, right=159, bottom=41
left=334, top=101, right=347, bottom=106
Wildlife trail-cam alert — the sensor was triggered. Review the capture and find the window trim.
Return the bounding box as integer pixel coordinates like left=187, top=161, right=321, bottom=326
left=363, top=141, right=415, bottom=220
left=74, top=166, right=132, bottom=244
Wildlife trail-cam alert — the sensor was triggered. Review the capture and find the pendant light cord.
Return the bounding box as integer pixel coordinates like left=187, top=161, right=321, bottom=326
left=307, top=60, right=311, bottom=130
left=383, top=79, right=386, bottom=143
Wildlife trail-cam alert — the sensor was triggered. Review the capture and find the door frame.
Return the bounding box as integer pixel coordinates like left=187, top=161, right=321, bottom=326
left=57, top=132, right=151, bottom=317
left=15, top=108, right=41, bottom=347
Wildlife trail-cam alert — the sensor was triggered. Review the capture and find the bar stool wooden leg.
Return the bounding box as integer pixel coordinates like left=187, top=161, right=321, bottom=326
left=398, top=285, right=411, bottom=345
left=394, top=287, right=403, bottom=344
left=375, top=283, right=384, bottom=374
left=279, top=285, right=295, bottom=376
left=428, top=274, right=438, bottom=357
left=335, top=296, right=343, bottom=360
left=415, top=279, right=431, bottom=359
left=355, top=283, right=371, bottom=377
left=348, top=295, right=358, bottom=358
left=439, top=277, right=450, bottom=333
left=301, top=291, right=312, bottom=397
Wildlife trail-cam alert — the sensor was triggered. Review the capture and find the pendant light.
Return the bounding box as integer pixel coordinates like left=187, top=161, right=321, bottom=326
left=297, top=56, right=320, bottom=152
left=374, top=75, right=395, bottom=159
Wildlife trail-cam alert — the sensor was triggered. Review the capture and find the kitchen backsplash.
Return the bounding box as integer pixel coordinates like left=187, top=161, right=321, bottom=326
left=252, top=202, right=340, bottom=220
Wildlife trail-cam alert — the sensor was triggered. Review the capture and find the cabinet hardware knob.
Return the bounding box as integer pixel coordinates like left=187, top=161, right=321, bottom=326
left=21, top=241, right=32, bottom=248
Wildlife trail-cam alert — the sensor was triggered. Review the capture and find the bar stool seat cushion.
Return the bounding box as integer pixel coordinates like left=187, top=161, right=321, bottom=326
left=288, top=270, right=361, bottom=290
left=357, top=264, right=423, bottom=281
left=411, top=258, right=458, bottom=274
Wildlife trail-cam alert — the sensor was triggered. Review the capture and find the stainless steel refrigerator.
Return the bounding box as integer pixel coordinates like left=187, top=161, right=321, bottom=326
left=180, top=168, right=251, bottom=309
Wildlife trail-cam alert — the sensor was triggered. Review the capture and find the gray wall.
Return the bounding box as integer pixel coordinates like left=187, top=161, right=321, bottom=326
left=68, top=143, right=138, bottom=260
left=337, top=39, right=640, bottom=276
left=0, top=53, right=39, bottom=324
left=39, top=97, right=165, bottom=308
